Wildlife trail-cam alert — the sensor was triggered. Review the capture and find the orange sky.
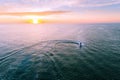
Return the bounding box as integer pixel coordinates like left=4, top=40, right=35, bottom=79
left=0, top=0, right=120, bottom=24
left=0, top=11, right=120, bottom=24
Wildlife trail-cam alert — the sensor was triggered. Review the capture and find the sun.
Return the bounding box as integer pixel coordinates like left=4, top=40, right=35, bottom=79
left=32, top=18, right=39, bottom=24
left=26, top=16, right=43, bottom=24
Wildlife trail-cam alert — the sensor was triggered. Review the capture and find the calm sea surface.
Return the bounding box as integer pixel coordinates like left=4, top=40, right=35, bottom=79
left=0, top=23, right=120, bottom=80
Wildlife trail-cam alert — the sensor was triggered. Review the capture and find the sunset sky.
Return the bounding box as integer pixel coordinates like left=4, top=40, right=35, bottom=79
left=0, top=0, right=120, bottom=24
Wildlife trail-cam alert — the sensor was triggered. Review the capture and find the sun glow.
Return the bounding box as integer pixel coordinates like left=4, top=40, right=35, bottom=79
left=25, top=15, right=44, bottom=24
left=32, top=18, right=39, bottom=24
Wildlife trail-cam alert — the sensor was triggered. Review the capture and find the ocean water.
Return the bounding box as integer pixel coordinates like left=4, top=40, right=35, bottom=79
left=0, top=23, right=120, bottom=80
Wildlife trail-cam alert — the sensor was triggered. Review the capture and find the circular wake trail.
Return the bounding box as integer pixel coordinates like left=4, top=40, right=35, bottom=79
left=53, top=40, right=83, bottom=48
left=0, top=40, right=83, bottom=62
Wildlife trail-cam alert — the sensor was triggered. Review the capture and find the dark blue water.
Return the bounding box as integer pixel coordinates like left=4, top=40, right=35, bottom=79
left=0, top=23, right=120, bottom=80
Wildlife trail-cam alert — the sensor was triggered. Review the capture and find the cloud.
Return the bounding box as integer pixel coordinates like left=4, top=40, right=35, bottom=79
left=0, top=0, right=120, bottom=12
left=76, top=0, right=120, bottom=7
left=26, top=0, right=120, bottom=7
left=0, top=11, right=68, bottom=16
